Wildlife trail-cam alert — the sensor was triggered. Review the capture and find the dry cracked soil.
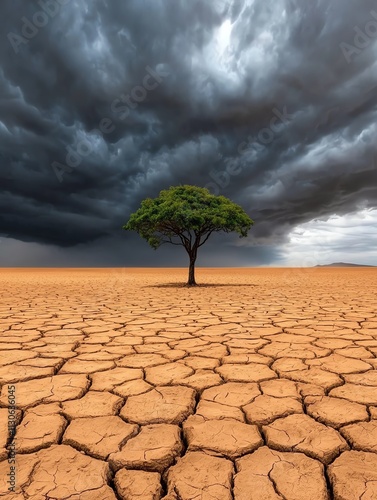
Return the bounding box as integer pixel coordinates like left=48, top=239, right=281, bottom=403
left=1, top=267, right=377, bottom=500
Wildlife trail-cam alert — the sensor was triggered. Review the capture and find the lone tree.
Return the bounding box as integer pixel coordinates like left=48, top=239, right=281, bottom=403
left=123, top=185, right=254, bottom=286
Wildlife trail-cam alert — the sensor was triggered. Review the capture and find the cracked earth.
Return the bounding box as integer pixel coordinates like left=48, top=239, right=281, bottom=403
left=1, top=267, right=377, bottom=499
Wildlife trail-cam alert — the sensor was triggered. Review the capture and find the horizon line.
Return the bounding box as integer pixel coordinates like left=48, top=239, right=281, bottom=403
left=0, top=265, right=376, bottom=269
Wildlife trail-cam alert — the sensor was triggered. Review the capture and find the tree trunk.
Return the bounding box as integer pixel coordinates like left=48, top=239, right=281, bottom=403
left=187, top=254, right=197, bottom=286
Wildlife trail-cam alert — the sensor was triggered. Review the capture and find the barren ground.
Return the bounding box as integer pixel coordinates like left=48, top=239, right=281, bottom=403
left=1, top=267, right=377, bottom=499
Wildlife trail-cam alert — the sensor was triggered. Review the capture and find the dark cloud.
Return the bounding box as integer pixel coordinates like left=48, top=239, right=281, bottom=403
left=0, top=0, right=376, bottom=265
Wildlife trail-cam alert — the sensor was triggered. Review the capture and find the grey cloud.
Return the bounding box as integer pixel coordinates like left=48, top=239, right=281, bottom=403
left=0, top=0, right=377, bottom=265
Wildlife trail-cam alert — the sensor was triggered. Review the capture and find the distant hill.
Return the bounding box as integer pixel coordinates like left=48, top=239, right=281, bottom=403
left=315, top=262, right=376, bottom=267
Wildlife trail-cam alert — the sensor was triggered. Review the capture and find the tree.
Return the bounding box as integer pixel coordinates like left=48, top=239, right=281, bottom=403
left=123, top=185, right=254, bottom=286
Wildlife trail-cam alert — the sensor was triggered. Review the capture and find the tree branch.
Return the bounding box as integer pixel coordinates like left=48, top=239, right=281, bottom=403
left=198, top=230, right=213, bottom=247
left=159, top=221, right=191, bottom=246
left=159, top=237, right=183, bottom=247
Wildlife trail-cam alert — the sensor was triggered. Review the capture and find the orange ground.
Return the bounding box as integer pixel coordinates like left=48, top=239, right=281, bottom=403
left=1, top=267, right=377, bottom=499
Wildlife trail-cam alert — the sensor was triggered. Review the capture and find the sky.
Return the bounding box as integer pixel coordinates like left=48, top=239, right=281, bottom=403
left=1, top=0, right=377, bottom=267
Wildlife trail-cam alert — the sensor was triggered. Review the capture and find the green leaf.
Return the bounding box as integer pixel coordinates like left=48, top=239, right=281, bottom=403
left=123, top=185, right=254, bottom=250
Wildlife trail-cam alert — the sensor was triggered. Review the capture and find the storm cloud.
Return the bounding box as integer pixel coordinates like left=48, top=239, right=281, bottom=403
left=1, top=0, right=376, bottom=266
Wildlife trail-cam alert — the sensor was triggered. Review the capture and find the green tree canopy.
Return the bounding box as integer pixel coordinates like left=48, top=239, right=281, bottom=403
left=123, top=185, right=254, bottom=285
